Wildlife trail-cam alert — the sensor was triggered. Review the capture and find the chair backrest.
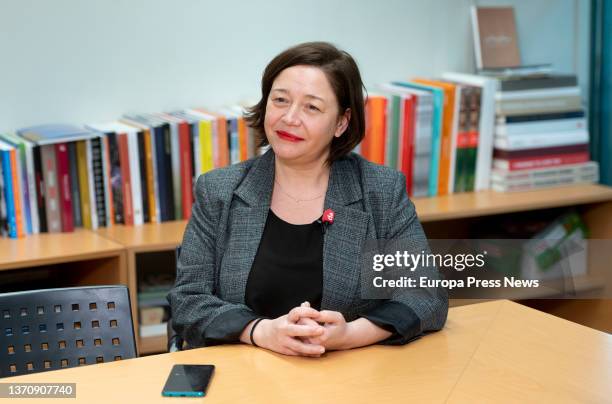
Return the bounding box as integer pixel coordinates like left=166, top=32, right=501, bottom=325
left=0, top=285, right=137, bottom=378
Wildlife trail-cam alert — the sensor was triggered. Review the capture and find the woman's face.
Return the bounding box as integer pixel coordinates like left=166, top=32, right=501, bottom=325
left=264, top=65, right=349, bottom=164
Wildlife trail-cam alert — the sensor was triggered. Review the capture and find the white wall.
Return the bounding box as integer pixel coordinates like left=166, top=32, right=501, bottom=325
left=0, top=0, right=590, bottom=130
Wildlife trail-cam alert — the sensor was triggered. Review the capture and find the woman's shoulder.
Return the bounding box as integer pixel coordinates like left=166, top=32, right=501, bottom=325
left=194, top=156, right=259, bottom=201
left=341, top=152, right=405, bottom=190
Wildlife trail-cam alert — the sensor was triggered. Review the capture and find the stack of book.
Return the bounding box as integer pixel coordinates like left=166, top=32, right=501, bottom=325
left=490, top=74, right=598, bottom=192
left=0, top=108, right=256, bottom=238
left=359, top=75, right=496, bottom=198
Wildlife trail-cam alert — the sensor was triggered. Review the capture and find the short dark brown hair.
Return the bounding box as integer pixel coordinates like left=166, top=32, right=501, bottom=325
left=245, top=41, right=366, bottom=164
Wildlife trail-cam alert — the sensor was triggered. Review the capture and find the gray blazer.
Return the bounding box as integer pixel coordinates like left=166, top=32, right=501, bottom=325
left=168, top=149, right=448, bottom=347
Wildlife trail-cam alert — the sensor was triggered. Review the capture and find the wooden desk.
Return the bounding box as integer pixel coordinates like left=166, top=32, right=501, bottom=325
left=3, top=300, right=611, bottom=403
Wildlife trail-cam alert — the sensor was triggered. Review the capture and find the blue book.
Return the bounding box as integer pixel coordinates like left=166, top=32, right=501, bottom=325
left=0, top=148, right=17, bottom=238
left=17, top=124, right=96, bottom=145
left=392, top=81, right=444, bottom=196
left=0, top=134, right=32, bottom=234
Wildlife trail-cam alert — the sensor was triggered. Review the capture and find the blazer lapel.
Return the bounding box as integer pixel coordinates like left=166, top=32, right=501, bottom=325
left=321, top=158, right=372, bottom=312
left=221, top=150, right=274, bottom=304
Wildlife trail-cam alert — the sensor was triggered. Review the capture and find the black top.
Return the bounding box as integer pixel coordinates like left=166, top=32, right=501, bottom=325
left=245, top=209, right=324, bottom=318
left=244, top=209, right=416, bottom=346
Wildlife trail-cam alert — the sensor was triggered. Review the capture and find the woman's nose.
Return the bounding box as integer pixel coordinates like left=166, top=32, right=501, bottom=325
left=281, top=104, right=301, bottom=126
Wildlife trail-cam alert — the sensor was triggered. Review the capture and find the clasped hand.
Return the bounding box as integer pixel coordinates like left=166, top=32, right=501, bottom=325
left=252, top=302, right=350, bottom=357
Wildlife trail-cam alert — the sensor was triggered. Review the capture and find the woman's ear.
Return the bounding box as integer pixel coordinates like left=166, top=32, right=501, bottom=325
left=335, top=108, right=351, bottom=138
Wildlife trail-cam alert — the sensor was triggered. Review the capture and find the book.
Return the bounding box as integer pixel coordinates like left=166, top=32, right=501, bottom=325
left=55, top=143, right=74, bottom=232
left=378, top=84, right=418, bottom=194
left=117, top=133, right=133, bottom=226
left=0, top=162, right=7, bottom=237
left=146, top=114, right=180, bottom=220
left=185, top=109, right=218, bottom=171
left=189, top=108, right=230, bottom=168
left=495, top=117, right=587, bottom=136
left=0, top=144, right=18, bottom=238
left=32, top=145, right=47, bottom=233
left=136, top=129, right=150, bottom=223
left=495, top=86, right=581, bottom=101
left=496, top=74, right=578, bottom=92
left=363, top=94, right=388, bottom=166
left=91, top=137, right=108, bottom=227
left=380, top=84, right=433, bottom=198
left=497, top=110, right=584, bottom=124
left=479, top=64, right=553, bottom=78
left=155, top=113, right=193, bottom=220
left=494, top=129, right=589, bottom=151
left=40, top=144, right=62, bottom=233
left=453, top=86, right=474, bottom=192
left=471, top=6, right=521, bottom=70
left=76, top=141, right=92, bottom=229
left=441, top=73, right=497, bottom=191
left=412, top=79, right=460, bottom=195
left=493, top=152, right=589, bottom=171
left=0, top=133, right=36, bottom=234
left=123, top=115, right=173, bottom=222
left=496, top=95, right=582, bottom=116
left=17, top=124, right=96, bottom=145
left=492, top=161, right=599, bottom=192
left=85, top=139, right=99, bottom=230
left=119, top=118, right=160, bottom=223
left=67, top=142, right=82, bottom=228
left=492, top=161, right=598, bottom=182
left=100, top=136, right=114, bottom=226
left=392, top=81, right=444, bottom=196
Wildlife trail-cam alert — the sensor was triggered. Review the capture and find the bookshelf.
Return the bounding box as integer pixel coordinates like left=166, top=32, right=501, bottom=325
left=1, top=184, right=611, bottom=355
left=0, top=230, right=128, bottom=311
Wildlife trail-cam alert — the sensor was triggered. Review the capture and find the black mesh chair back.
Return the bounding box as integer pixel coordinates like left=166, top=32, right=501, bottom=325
left=167, top=246, right=185, bottom=352
left=0, top=285, right=137, bottom=378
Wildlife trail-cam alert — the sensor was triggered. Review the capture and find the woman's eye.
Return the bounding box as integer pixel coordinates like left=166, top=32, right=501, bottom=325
left=273, top=97, right=287, bottom=103
left=307, top=104, right=320, bottom=112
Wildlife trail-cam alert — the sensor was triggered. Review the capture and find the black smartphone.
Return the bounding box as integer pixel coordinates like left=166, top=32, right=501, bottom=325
left=161, top=364, right=215, bottom=397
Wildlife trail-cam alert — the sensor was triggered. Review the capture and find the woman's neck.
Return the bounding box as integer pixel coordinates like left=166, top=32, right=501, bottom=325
left=274, top=155, right=330, bottom=192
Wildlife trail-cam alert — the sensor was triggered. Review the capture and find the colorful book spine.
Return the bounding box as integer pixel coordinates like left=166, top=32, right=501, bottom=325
left=41, top=145, right=62, bottom=233
left=107, top=132, right=124, bottom=224
left=85, top=139, right=98, bottom=230
left=1, top=150, right=18, bottom=238
left=55, top=143, right=74, bottom=232
left=91, top=137, right=107, bottom=227
left=118, top=133, right=133, bottom=226
left=126, top=130, right=143, bottom=225
left=76, top=141, right=92, bottom=229
left=493, top=152, right=589, bottom=171
left=33, top=146, right=47, bottom=233
left=178, top=121, right=193, bottom=220
left=67, top=142, right=82, bottom=228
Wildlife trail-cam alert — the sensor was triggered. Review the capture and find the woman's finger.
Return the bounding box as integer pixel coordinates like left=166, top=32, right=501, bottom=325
left=284, top=323, right=324, bottom=337
left=317, top=310, right=344, bottom=324
left=285, top=337, right=325, bottom=356
left=287, top=307, right=321, bottom=323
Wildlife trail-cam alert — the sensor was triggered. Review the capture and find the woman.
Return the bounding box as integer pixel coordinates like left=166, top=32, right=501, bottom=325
left=168, top=42, right=448, bottom=357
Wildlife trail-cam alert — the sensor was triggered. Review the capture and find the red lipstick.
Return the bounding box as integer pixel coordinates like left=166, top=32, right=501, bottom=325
left=276, top=130, right=304, bottom=142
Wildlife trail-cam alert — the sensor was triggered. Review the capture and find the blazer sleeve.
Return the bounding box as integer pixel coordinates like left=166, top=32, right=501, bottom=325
left=167, top=174, right=258, bottom=347
left=360, top=172, right=449, bottom=345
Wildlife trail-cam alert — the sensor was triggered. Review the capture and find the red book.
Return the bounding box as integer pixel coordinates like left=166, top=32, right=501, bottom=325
left=55, top=143, right=73, bottom=232
left=177, top=121, right=193, bottom=219
left=400, top=96, right=416, bottom=195
left=117, top=133, right=133, bottom=225
left=493, top=151, right=589, bottom=171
